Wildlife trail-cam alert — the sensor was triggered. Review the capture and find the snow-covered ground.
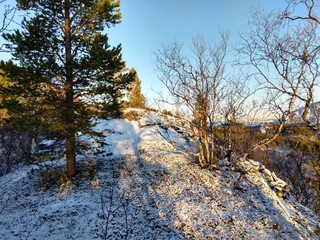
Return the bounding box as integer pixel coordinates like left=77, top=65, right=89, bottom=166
left=0, top=108, right=319, bottom=239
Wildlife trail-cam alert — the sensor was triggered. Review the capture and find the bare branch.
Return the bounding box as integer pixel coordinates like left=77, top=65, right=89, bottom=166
left=155, top=33, right=229, bottom=167
left=238, top=7, right=319, bottom=159
left=0, top=0, right=16, bottom=33
left=284, top=0, right=320, bottom=137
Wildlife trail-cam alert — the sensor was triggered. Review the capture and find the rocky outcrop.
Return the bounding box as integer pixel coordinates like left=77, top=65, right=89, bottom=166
left=236, top=159, right=289, bottom=198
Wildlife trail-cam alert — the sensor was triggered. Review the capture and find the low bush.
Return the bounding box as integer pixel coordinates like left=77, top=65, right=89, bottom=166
left=0, top=126, right=31, bottom=176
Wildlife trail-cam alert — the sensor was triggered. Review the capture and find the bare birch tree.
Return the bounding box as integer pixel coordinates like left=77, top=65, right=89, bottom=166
left=284, top=0, right=320, bottom=137
left=155, top=33, right=228, bottom=168
left=219, top=76, right=257, bottom=158
left=239, top=8, right=319, bottom=159
left=283, top=0, right=320, bottom=214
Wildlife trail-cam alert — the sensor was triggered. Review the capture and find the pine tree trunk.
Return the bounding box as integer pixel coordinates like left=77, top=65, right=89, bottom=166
left=66, top=133, right=76, bottom=177
left=64, top=0, right=76, bottom=178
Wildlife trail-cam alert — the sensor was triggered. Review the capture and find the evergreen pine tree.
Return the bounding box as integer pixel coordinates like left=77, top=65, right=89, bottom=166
left=0, top=69, right=11, bottom=122
left=127, top=68, right=145, bottom=108
left=101, top=70, right=134, bottom=117
left=0, top=0, right=133, bottom=178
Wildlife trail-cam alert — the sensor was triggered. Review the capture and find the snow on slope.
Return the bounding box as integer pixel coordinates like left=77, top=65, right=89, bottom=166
left=0, top=108, right=319, bottom=239
left=290, top=101, right=320, bottom=124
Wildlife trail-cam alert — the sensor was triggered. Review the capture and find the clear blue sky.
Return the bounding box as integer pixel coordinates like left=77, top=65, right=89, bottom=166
left=106, top=0, right=287, bottom=103
left=1, top=0, right=288, bottom=103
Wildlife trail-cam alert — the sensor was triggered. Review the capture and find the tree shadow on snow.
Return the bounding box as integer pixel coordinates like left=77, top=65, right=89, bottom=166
left=96, top=120, right=185, bottom=239
left=213, top=167, right=318, bottom=239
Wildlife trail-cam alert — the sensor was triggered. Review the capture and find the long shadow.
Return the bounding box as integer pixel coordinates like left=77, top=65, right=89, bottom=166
left=154, top=124, right=319, bottom=239
left=99, top=119, right=185, bottom=239
left=213, top=163, right=320, bottom=239
left=98, top=117, right=319, bottom=239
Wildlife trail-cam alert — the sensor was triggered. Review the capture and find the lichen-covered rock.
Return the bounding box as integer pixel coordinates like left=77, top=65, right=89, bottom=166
left=263, top=168, right=274, bottom=182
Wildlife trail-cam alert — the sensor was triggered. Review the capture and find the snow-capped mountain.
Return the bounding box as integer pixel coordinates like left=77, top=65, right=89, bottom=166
left=290, top=101, right=320, bottom=124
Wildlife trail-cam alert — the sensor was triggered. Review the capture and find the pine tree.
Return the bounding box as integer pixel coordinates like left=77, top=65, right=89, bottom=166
left=0, top=69, right=11, bottom=122
left=101, top=70, right=134, bottom=117
left=0, top=0, right=133, bottom=178
left=127, top=68, right=145, bottom=108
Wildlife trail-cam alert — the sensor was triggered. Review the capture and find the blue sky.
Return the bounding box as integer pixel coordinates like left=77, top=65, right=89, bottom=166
left=1, top=0, right=288, bottom=104
left=106, top=0, right=288, bottom=103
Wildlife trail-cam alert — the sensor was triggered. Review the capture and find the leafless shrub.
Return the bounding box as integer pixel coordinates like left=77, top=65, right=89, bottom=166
left=0, top=127, right=31, bottom=175
left=155, top=33, right=229, bottom=168
left=98, top=179, right=132, bottom=240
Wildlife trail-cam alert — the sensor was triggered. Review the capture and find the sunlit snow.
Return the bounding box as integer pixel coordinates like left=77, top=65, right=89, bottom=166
left=0, top=108, right=319, bottom=239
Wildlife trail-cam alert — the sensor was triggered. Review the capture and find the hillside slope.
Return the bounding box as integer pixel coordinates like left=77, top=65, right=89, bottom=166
left=0, top=109, right=319, bottom=239
left=290, top=101, right=320, bottom=124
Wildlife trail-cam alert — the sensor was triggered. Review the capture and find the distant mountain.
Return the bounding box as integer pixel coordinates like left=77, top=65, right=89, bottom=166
left=0, top=108, right=319, bottom=239
left=289, top=101, right=320, bottom=124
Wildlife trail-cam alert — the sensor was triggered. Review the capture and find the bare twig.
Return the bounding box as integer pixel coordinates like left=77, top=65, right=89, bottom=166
left=155, top=33, right=229, bottom=167
left=238, top=7, right=319, bottom=160
left=0, top=0, right=16, bottom=32
left=98, top=178, right=132, bottom=240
